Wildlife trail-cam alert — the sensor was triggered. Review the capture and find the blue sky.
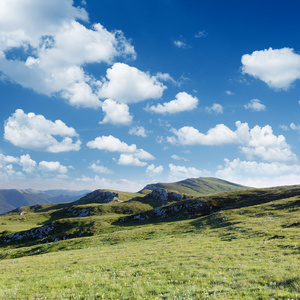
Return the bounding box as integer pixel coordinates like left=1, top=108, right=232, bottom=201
left=1, top=0, right=300, bottom=191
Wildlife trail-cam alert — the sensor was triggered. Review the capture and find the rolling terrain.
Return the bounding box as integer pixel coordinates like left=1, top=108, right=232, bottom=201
left=0, top=178, right=299, bottom=299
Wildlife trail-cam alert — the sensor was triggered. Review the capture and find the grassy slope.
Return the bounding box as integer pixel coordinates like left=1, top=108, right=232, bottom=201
left=0, top=186, right=299, bottom=299
left=140, top=177, right=249, bottom=196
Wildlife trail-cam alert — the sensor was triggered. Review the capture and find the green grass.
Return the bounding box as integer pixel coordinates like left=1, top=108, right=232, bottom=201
left=0, top=189, right=299, bottom=299
left=139, top=177, right=249, bottom=196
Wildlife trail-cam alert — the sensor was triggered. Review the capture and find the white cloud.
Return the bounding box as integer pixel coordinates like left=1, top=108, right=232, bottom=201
left=240, top=125, right=297, bottom=162
left=155, top=72, right=177, bottom=85
left=61, top=81, right=101, bottom=109
left=169, top=164, right=211, bottom=182
left=146, top=92, right=198, bottom=114
left=129, top=126, right=148, bottom=137
left=118, top=154, right=147, bottom=167
left=205, top=103, right=223, bottom=114
left=279, top=124, right=289, bottom=131
left=38, top=161, right=68, bottom=174
left=0, top=153, right=70, bottom=180
left=216, top=158, right=300, bottom=187
left=98, top=63, right=166, bottom=103
left=100, top=99, right=133, bottom=126
left=146, top=164, right=164, bottom=175
left=174, top=40, right=189, bottom=48
left=0, top=0, right=88, bottom=50
left=0, top=154, right=22, bottom=179
left=0, top=154, right=19, bottom=165
left=244, top=99, right=266, bottom=111
left=169, top=121, right=297, bottom=163
left=19, top=154, right=37, bottom=174
left=169, top=121, right=250, bottom=146
left=0, top=0, right=136, bottom=108
left=4, top=109, right=81, bottom=153
left=87, top=135, right=155, bottom=162
left=290, top=122, right=300, bottom=131
left=171, top=154, right=188, bottom=162
left=89, top=161, right=113, bottom=174
left=241, top=47, right=300, bottom=90
left=225, top=90, right=234, bottom=95
left=195, top=31, right=207, bottom=38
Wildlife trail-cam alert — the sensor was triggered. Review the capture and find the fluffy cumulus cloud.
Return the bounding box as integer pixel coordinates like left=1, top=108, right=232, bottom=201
left=205, top=103, right=223, bottom=114
left=169, top=121, right=297, bottom=163
left=4, top=109, right=81, bottom=152
left=100, top=99, right=133, bottom=125
left=0, top=153, right=70, bottom=179
left=146, top=92, right=198, bottom=114
left=118, top=154, right=147, bottom=167
left=244, top=99, right=266, bottom=111
left=0, top=154, right=23, bottom=179
left=216, top=158, right=300, bottom=187
left=169, top=121, right=250, bottom=146
left=89, top=161, right=113, bottom=174
left=0, top=0, right=136, bottom=108
left=169, top=164, right=211, bottom=182
left=87, top=135, right=154, bottom=166
left=38, top=161, right=68, bottom=174
left=98, top=63, right=166, bottom=103
left=146, top=164, right=164, bottom=175
left=241, top=47, right=300, bottom=90
left=19, top=154, right=37, bottom=174
left=240, top=125, right=297, bottom=162
left=129, top=126, right=148, bottom=138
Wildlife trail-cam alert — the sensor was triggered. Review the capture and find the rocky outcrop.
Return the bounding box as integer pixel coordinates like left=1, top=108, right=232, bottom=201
left=73, top=190, right=119, bottom=205
left=146, top=188, right=189, bottom=204
left=121, top=199, right=209, bottom=223
left=1, top=224, right=54, bottom=243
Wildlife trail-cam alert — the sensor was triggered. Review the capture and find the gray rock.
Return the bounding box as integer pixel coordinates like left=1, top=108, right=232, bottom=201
left=74, top=190, right=119, bottom=205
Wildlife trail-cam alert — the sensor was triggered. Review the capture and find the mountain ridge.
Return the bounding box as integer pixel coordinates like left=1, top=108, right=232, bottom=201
left=0, top=189, right=90, bottom=215
left=139, top=177, right=249, bottom=196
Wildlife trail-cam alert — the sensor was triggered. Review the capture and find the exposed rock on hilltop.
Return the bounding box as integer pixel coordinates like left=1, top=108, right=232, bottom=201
left=73, top=190, right=120, bottom=205
left=146, top=188, right=189, bottom=205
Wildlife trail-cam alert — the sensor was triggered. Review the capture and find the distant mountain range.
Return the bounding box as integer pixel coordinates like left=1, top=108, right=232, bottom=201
left=0, top=189, right=90, bottom=215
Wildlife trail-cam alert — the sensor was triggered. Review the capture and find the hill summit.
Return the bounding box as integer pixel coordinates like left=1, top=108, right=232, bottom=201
left=139, top=177, right=249, bottom=196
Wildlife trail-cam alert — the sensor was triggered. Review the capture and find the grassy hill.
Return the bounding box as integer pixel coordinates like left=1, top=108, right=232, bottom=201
left=0, top=183, right=299, bottom=299
left=139, top=177, right=249, bottom=196
left=0, top=189, right=90, bottom=215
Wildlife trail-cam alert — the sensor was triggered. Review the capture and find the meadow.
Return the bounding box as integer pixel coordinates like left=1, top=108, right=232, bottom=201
left=0, top=187, right=299, bottom=299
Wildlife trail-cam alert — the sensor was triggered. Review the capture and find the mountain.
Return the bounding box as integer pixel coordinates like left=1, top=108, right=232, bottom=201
left=0, top=189, right=90, bottom=215
left=139, top=177, right=249, bottom=196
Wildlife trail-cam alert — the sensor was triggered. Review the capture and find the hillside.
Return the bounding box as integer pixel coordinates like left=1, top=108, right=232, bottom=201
left=0, top=183, right=299, bottom=246
left=139, top=177, right=249, bottom=196
left=0, top=183, right=299, bottom=299
left=0, top=177, right=248, bottom=215
left=0, top=189, right=90, bottom=215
